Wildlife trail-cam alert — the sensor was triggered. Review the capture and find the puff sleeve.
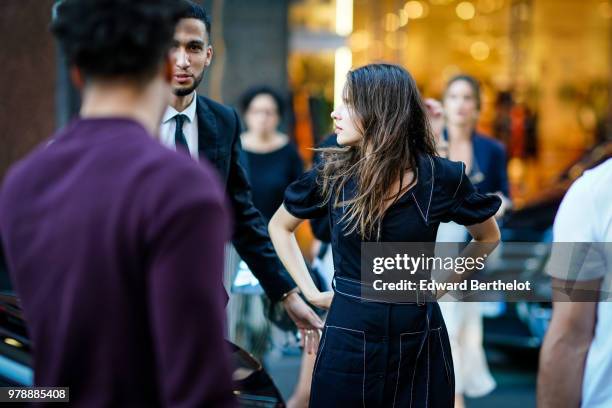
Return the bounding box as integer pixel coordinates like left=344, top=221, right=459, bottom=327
left=446, top=162, right=502, bottom=225
left=283, top=166, right=328, bottom=219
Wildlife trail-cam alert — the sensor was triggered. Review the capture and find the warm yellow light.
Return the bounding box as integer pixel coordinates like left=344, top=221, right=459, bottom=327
left=334, top=47, right=352, bottom=108
left=404, top=1, right=424, bottom=19
left=494, top=0, right=506, bottom=9
left=456, top=2, right=476, bottom=20
left=399, top=9, right=409, bottom=27
left=385, top=13, right=401, bottom=32
left=371, top=40, right=385, bottom=60
left=469, top=16, right=492, bottom=31
left=477, top=0, right=496, bottom=14
left=336, top=0, right=354, bottom=36
left=470, top=41, right=490, bottom=60
left=384, top=32, right=407, bottom=50
left=4, top=338, right=22, bottom=348
left=442, top=65, right=461, bottom=80
left=349, top=30, right=372, bottom=51
left=599, top=1, right=612, bottom=19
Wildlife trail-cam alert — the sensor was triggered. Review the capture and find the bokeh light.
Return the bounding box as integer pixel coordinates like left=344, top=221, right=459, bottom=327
left=385, top=13, right=401, bottom=32
left=404, top=1, right=427, bottom=19
left=470, top=41, right=490, bottom=60
left=456, top=1, right=476, bottom=20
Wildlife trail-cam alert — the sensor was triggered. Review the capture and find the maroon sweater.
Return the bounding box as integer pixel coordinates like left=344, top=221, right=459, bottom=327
left=0, top=118, right=235, bottom=407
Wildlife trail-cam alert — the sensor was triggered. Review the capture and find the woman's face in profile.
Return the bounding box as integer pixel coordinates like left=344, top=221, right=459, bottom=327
left=443, top=80, right=480, bottom=127
left=245, top=94, right=280, bottom=135
left=331, top=103, right=362, bottom=146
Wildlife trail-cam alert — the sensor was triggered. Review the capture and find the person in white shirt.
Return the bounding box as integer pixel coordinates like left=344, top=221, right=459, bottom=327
left=538, top=158, right=612, bottom=408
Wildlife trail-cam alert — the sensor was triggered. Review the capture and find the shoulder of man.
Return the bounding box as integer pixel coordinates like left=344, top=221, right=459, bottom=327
left=578, top=158, right=612, bottom=203
left=0, top=136, right=64, bottom=215
left=151, top=144, right=225, bottom=200
left=197, top=94, right=238, bottom=124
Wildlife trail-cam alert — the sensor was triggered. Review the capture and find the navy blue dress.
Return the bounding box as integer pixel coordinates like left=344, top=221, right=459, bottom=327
left=283, top=153, right=501, bottom=407
left=442, top=129, right=510, bottom=198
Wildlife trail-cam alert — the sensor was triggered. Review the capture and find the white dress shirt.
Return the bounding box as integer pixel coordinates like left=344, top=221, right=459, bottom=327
left=160, top=93, right=199, bottom=160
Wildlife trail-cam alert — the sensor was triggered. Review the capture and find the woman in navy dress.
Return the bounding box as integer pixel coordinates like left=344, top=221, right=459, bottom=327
left=269, top=64, right=502, bottom=407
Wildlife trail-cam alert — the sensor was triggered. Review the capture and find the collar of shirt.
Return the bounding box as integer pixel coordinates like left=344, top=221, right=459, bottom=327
left=163, top=92, right=198, bottom=125
left=160, top=93, right=199, bottom=159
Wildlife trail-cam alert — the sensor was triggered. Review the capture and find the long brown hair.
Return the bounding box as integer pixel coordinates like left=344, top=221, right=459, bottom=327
left=318, top=63, right=437, bottom=240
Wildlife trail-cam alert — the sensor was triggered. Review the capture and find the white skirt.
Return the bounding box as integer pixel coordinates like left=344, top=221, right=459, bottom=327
left=436, top=222, right=496, bottom=398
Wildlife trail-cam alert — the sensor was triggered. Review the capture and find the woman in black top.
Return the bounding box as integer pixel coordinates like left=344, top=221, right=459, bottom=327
left=235, top=87, right=302, bottom=356
left=269, top=64, right=501, bottom=407
left=240, top=86, right=316, bottom=408
left=240, top=86, right=304, bottom=221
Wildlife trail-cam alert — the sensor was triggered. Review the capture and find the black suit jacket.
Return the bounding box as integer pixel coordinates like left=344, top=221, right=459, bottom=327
left=195, top=95, right=295, bottom=302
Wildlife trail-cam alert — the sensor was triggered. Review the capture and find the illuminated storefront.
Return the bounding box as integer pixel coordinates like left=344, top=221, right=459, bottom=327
left=288, top=0, right=611, bottom=205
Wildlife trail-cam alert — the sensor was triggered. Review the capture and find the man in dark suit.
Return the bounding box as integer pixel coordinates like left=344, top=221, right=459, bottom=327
left=160, top=1, right=323, bottom=344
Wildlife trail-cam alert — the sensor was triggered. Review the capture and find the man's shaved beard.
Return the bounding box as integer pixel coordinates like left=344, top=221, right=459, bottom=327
left=173, top=71, right=205, bottom=97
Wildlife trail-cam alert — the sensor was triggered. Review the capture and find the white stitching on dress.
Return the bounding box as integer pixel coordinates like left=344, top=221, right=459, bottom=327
left=393, top=336, right=403, bottom=408
left=425, top=308, right=431, bottom=408
left=411, top=157, right=434, bottom=223
left=409, top=333, right=428, bottom=408
left=363, top=331, right=366, bottom=408
left=433, top=328, right=451, bottom=383
left=392, top=330, right=426, bottom=408
left=426, top=156, right=435, bottom=220
left=426, top=328, right=430, bottom=407
left=412, top=192, right=427, bottom=222
left=334, top=287, right=366, bottom=300
left=326, top=325, right=364, bottom=334
left=322, top=325, right=367, bottom=407
left=312, top=326, right=328, bottom=375
left=452, top=162, right=464, bottom=199
left=333, top=285, right=421, bottom=305
left=400, top=330, right=425, bottom=335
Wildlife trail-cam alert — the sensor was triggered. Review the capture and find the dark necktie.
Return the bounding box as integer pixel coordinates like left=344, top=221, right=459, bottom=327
left=174, top=114, right=190, bottom=155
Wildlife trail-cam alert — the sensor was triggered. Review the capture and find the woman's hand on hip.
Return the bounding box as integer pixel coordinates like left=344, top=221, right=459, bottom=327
left=309, top=290, right=334, bottom=310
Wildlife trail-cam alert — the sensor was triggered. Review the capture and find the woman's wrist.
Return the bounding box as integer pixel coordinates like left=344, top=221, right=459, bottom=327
left=303, top=288, right=321, bottom=303
left=280, top=287, right=300, bottom=303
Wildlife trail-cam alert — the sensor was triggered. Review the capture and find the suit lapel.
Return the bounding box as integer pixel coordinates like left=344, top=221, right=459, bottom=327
left=196, top=95, right=219, bottom=166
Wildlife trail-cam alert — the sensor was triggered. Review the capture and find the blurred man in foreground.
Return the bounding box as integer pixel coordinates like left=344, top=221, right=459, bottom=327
left=538, top=158, right=612, bottom=408
left=0, top=0, right=234, bottom=406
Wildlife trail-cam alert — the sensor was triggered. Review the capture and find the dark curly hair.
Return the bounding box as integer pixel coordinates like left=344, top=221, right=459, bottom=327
left=240, top=86, right=286, bottom=120
left=51, top=0, right=189, bottom=82
left=181, top=0, right=212, bottom=42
